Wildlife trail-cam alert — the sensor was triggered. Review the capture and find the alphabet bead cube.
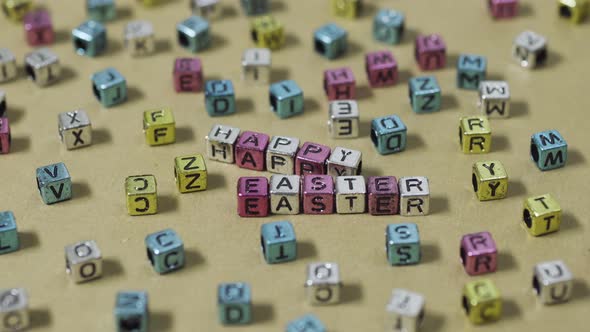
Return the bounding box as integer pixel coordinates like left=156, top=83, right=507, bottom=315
left=266, top=136, right=299, bottom=174
left=523, top=194, right=561, bottom=236
left=1, top=0, right=32, bottom=21
left=327, top=147, right=362, bottom=176
left=472, top=161, right=508, bottom=201
left=459, top=116, right=492, bottom=154
left=385, top=289, right=425, bottom=332
left=205, top=80, right=236, bottom=116
left=368, top=176, right=399, bottom=215
left=72, top=20, right=107, bottom=57
left=478, top=81, right=510, bottom=118
left=125, top=175, right=157, bottom=216
left=328, top=100, right=359, bottom=139
left=65, top=240, right=103, bottom=283
left=177, top=16, right=210, bottom=53
left=206, top=124, right=240, bottom=163
left=24, top=9, right=54, bottom=46
left=373, top=9, right=405, bottom=45
left=409, top=76, right=441, bottom=113
left=218, top=283, right=251, bottom=325
left=558, top=0, right=589, bottom=23
left=174, top=58, right=203, bottom=92
left=36, top=162, right=72, bottom=204
left=191, top=0, right=220, bottom=19
left=457, top=54, right=487, bottom=90
left=462, top=279, right=501, bottom=324
left=371, top=115, right=407, bottom=155
left=324, top=67, right=355, bottom=101
left=87, top=0, right=116, bottom=22
left=488, top=0, right=518, bottom=19
left=145, top=229, right=185, bottom=274
left=0, top=211, right=19, bottom=255
left=242, top=48, right=271, bottom=84
left=174, top=153, right=207, bottom=193
left=533, top=260, right=573, bottom=304
left=114, top=291, right=149, bottom=332
left=124, top=20, right=155, bottom=57
left=460, top=232, right=497, bottom=276
left=91, top=68, right=127, bottom=107
left=270, top=175, right=300, bottom=215
left=366, top=50, right=398, bottom=87
left=286, top=314, right=326, bottom=332
left=331, top=0, right=361, bottom=18
left=236, top=131, right=270, bottom=171
left=314, top=23, right=347, bottom=59
left=302, top=175, right=334, bottom=215
left=296, top=142, right=331, bottom=175
left=24, top=48, right=61, bottom=86
left=260, top=220, right=297, bottom=263
left=415, top=34, right=446, bottom=71
left=269, top=80, right=304, bottom=119
left=0, top=48, right=18, bottom=82
left=335, top=176, right=366, bottom=214
left=305, top=262, right=341, bottom=305
left=399, top=176, right=429, bottom=216
left=513, top=31, right=547, bottom=69
left=0, top=288, right=29, bottom=332
left=237, top=177, right=269, bottom=217
left=530, top=130, right=567, bottom=170
left=143, top=108, right=176, bottom=146
left=240, top=0, right=268, bottom=15
left=58, top=110, right=92, bottom=150
left=251, top=16, right=285, bottom=50
left=0, top=117, right=10, bottom=154
left=386, top=223, right=420, bottom=265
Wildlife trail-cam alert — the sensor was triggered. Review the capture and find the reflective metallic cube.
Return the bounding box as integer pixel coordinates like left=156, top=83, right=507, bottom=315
left=327, top=147, right=362, bottom=177
left=462, top=279, right=502, bottom=324
left=36, top=162, right=72, bottom=204
left=237, top=176, right=269, bottom=217
left=523, top=194, right=561, bottom=236
left=24, top=48, right=61, bottom=86
left=0, top=288, right=29, bottom=331
left=399, top=176, right=429, bottom=216
left=65, top=240, right=103, bottom=283
left=530, top=129, right=567, bottom=170
left=177, top=15, right=210, bottom=53
left=143, top=108, right=176, bottom=146
left=373, top=9, right=404, bottom=45
left=72, top=20, right=107, bottom=57
left=532, top=260, right=573, bottom=304
left=460, top=231, right=497, bottom=275
left=314, top=23, right=347, bottom=59
left=145, top=228, right=185, bottom=274
left=124, top=20, right=155, bottom=57
left=0, top=211, right=19, bottom=255
left=409, top=76, right=441, bottom=113
left=125, top=175, right=158, bottom=216
left=235, top=131, right=270, bottom=171
left=386, top=223, right=420, bottom=265
left=335, top=176, right=366, bottom=214
left=260, top=220, right=297, bottom=263
left=328, top=100, right=359, bottom=139
left=305, top=262, right=342, bottom=305
left=478, top=81, right=510, bottom=118
left=205, top=124, right=240, bottom=163
left=114, top=291, right=149, bottom=332
left=266, top=135, right=299, bottom=174
left=58, top=110, right=92, bottom=150
left=513, top=30, right=548, bottom=69
left=174, top=153, right=207, bottom=193
left=91, top=67, right=127, bottom=107
left=385, top=289, right=425, bottom=332
left=242, top=48, right=271, bottom=84
left=0, top=48, right=18, bottom=82
left=371, top=115, right=407, bottom=155
left=472, top=161, right=508, bottom=201
left=269, top=175, right=300, bottom=215
left=217, top=283, right=251, bottom=325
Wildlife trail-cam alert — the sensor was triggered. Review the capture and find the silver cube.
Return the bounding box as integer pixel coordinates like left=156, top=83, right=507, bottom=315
left=191, top=0, right=221, bottom=19
left=266, top=135, right=300, bottom=174
left=305, top=262, right=342, bottom=305
left=124, top=20, right=155, bottom=57
left=478, top=81, right=510, bottom=118
left=0, top=48, right=18, bottom=83
left=533, top=260, right=573, bottom=304
left=65, top=240, right=103, bottom=283
left=24, top=48, right=61, bottom=86
left=269, top=175, right=301, bottom=215
left=385, top=289, right=425, bottom=332
left=327, top=146, right=362, bottom=176
left=58, top=110, right=92, bottom=150
left=513, top=30, right=548, bottom=69
left=205, top=124, right=240, bottom=163
left=399, top=176, right=430, bottom=216
left=328, top=100, right=360, bottom=138
left=335, top=176, right=366, bottom=214
left=242, top=48, right=271, bottom=84
left=0, top=288, right=29, bottom=332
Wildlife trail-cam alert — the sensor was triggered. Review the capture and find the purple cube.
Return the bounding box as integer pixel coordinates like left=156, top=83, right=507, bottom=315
left=235, top=131, right=270, bottom=171
left=302, top=175, right=334, bottom=214
left=415, top=34, right=446, bottom=71
left=367, top=176, right=399, bottom=215
left=295, top=142, right=331, bottom=175
left=24, top=9, right=54, bottom=46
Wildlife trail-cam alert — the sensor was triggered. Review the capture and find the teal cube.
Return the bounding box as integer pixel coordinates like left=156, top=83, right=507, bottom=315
left=205, top=80, right=235, bottom=116
left=36, top=162, right=72, bottom=204
left=371, top=115, right=407, bottom=155
left=145, top=229, right=185, bottom=274
left=177, top=16, right=210, bottom=53
left=240, top=0, right=268, bottom=15
left=269, top=80, right=304, bottom=119
left=0, top=211, right=19, bottom=255
left=530, top=130, right=568, bottom=171
left=314, top=23, right=347, bottom=60
left=114, top=291, right=149, bottom=332
left=218, top=283, right=251, bottom=325
left=87, top=0, right=116, bottom=22
left=457, top=54, right=487, bottom=90
left=260, top=220, right=297, bottom=264
left=91, top=67, right=127, bottom=107
left=409, top=76, right=441, bottom=113
left=286, top=314, right=326, bottom=332
left=72, top=20, right=107, bottom=57
left=386, top=223, right=421, bottom=265
left=373, top=9, right=405, bottom=45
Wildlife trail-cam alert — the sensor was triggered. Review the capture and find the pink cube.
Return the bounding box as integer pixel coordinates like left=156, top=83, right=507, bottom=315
left=24, top=9, right=54, bottom=46
left=302, top=175, right=334, bottom=214
left=367, top=176, right=399, bottom=215
left=0, top=117, right=10, bottom=154
left=324, top=67, right=356, bottom=101
left=460, top=231, right=497, bottom=276
left=237, top=177, right=269, bottom=217
left=415, top=34, right=446, bottom=71
left=295, top=142, right=331, bottom=175
left=235, top=131, right=270, bottom=171
left=366, top=51, right=398, bottom=88
left=488, top=0, right=518, bottom=19
left=173, top=58, right=204, bottom=92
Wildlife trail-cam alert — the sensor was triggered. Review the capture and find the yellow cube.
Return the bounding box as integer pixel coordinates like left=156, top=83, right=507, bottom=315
left=174, top=154, right=207, bottom=193
left=125, top=175, right=158, bottom=216
left=251, top=16, right=285, bottom=50
left=472, top=161, right=508, bottom=201
left=459, top=116, right=492, bottom=154
left=331, top=0, right=361, bottom=19
left=143, top=108, right=175, bottom=146
left=523, top=194, right=561, bottom=236
left=462, top=279, right=502, bottom=324
left=1, top=0, right=34, bottom=21
left=558, top=0, right=589, bottom=23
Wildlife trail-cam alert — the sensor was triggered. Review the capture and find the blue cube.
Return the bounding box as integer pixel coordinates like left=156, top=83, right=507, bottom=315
left=386, top=223, right=421, bottom=265
left=371, top=115, right=407, bottom=155
left=0, top=211, right=19, bottom=255
left=409, top=76, right=441, bottom=113
left=269, top=80, right=304, bottom=119
left=114, top=291, right=149, bottom=332
left=218, top=282, right=251, bottom=325
left=530, top=130, right=568, bottom=171
left=87, top=0, right=116, bottom=22
left=457, top=54, right=487, bottom=90
left=260, top=220, right=297, bottom=264
left=205, top=80, right=236, bottom=116
left=72, top=20, right=107, bottom=57
left=36, top=162, right=72, bottom=204
left=373, top=9, right=405, bottom=45
left=240, top=0, right=268, bottom=15
left=91, top=67, right=127, bottom=107
left=177, top=16, right=210, bottom=53
left=314, top=23, right=347, bottom=60
left=145, top=229, right=185, bottom=274
left=286, top=314, right=326, bottom=332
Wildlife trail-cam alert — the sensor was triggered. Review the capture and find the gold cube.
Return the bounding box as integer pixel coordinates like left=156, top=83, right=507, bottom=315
left=459, top=116, right=491, bottom=154
left=558, top=0, right=589, bottom=23
left=331, top=0, right=361, bottom=19
left=462, top=279, right=502, bottom=324
left=472, top=161, right=508, bottom=201
left=143, top=108, right=175, bottom=146
left=523, top=194, right=561, bottom=236
left=251, top=16, right=285, bottom=50
left=125, top=175, right=157, bottom=216
left=1, top=0, right=33, bottom=21
left=174, top=154, right=207, bottom=193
